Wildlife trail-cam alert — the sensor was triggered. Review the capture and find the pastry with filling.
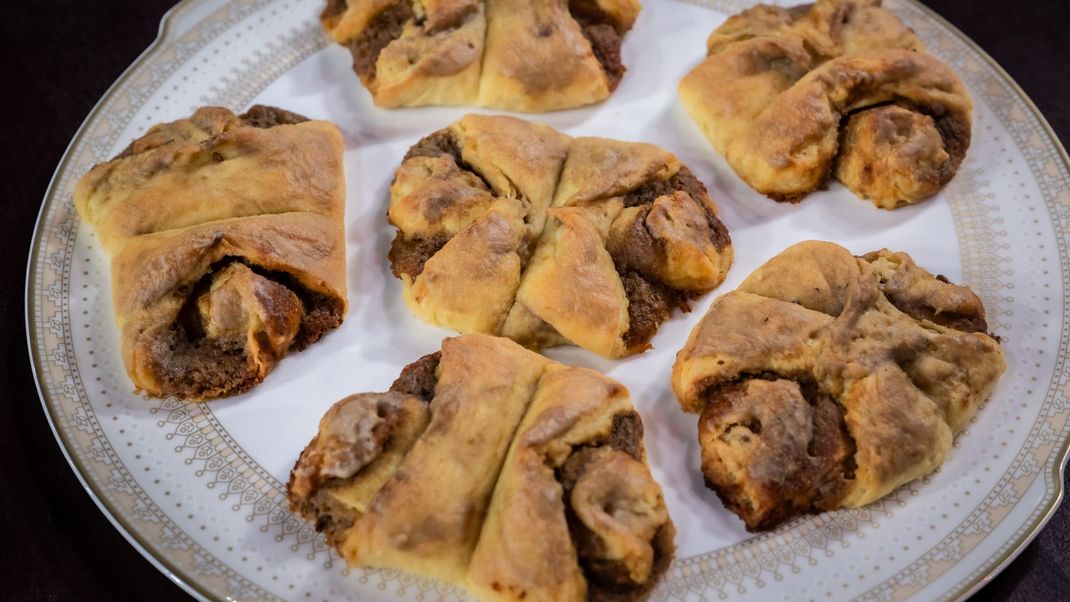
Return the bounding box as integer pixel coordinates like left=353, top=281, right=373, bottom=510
left=678, top=0, right=972, bottom=208
left=320, top=0, right=640, bottom=111
left=389, top=114, right=733, bottom=358
left=671, top=241, right=1005, bottom=531
left=73, top=106, right=347, bottom=400
left=288, top=333, right=674, bottom=601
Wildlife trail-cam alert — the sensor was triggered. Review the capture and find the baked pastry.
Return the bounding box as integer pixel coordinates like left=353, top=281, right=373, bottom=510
left=388, top=114, right=733, bottom=358
left=671, top=241, right=1004, bottom=531
left=73, top=106, right=347, bottom=400
left=320, top=0, right=640, bottom=111
left=288, top=333, right=674, bottom=601
left=678, top=0, right=972, bottom=208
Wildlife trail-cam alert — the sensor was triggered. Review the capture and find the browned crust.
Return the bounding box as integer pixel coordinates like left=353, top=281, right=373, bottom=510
left=321, top=0, right=348, bottom=29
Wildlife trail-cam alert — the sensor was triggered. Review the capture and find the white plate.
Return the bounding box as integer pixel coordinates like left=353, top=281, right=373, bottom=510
left=26, top=0, right=1070, bottom=600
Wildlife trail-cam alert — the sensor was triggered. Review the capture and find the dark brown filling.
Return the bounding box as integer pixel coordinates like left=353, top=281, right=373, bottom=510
left=145, top=327, right=254, bottom=399
left=555, top=413, right=673, bottom=600
left=402, top=128, right=493, bottom=190
left=612, top=168, right=730, bottom=351
left=884, top=296, right=988, bottom=334
left=347, top=0, right=414, bottom=84
left=621, top=167, right=731, bottom=253
left=239, top=104, right=310, bottom=128
left=623, top=166, right=701, bottom=206
left=390, top=129, right=497, bottom=280
left=389, top=351, right=442, bottom=401
left=293, top=482, right=361, bottom=547
left=404, top=128, right=464, bottom=163
left=871, top=270, right=989, bottom=334
left=620, top=271, right=691, bottom=352
left=830, top=99, right=971, bottom=200
left=569, top=0, right=626, bottom=91
left=701, top=377, right=857, bottom=531
left=912, top=100, right=971, bottom=178
left=288, top=391, right=416, bottom=547
left=584, top=524, right=675, bottom=602
left=146, top=259, right=342, bottom=398
left=388, top=233, right=451, bottom=279
left=607, top=412, right=643, bottom=462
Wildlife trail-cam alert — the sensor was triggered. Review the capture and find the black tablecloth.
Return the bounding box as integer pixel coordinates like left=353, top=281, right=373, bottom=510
left=2, top=1, right=1067, bottom=600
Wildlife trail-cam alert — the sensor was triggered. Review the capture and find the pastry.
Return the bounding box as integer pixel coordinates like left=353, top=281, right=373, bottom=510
left=671, top=241, right=1005, bottom=531
left=73, top=106, right=347, bottom=400
left=388, top=114, right=733, bottom=358
left=678, top=0, right=972, bottom=208
left=288, top=333, right=674, bottom=601
left=320, top=0, right=640, bottom=111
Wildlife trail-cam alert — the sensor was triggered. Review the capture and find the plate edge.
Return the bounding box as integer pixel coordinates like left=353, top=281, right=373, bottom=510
left=898, top=2, right=1070, bottom=600
left=23, top=0, right=217, bottom=600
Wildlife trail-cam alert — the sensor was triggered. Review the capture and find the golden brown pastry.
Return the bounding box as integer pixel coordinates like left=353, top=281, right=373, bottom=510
left=389, top=115, right=733, bottom=358
left=73, top=106, right=347, bottom=400
left=678, top=0, right=972, bottom=208
left=320, top=0, right=640, bottom=111
left=671, top=241, right=1004, bottom=531
left=288, top=333, right=674, bottom=601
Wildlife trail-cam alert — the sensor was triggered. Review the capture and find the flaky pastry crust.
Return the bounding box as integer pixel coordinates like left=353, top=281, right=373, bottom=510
left=287, top=334, right=674, bottom=601
left=73, top=106, right=347, bottom=400
left=320, top=0, right=640, bottom=111
left=672, top=241, right=1004, bottom=530
left=678, top=0, right=972, bottom=208
left=388, top=115, right=733, bottom=358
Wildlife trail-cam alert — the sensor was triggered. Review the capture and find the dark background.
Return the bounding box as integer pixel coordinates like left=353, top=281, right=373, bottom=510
left=2, top=0, right=1068, bottom=600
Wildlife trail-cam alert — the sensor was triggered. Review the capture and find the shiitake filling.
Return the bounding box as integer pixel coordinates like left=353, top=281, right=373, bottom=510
left=388, top=128, right=498, bottom=280
left=145, top=257, right=342, bottom=398
left=612, top=167, right=731, bottom=351
left=568, top=0, right=626, bottom=90
left=555, top=413, right=674, bottom=600
left=333, top=0, right=629, bottom=91
left=344, top=0, right=414, bottom=84
left=290, top=357, right=670, bottom=598
left=392, top=130, right=734, bottom=355
left=699, top=374, right=858, bottom=531
left=287, top=354, right=440, bottom=544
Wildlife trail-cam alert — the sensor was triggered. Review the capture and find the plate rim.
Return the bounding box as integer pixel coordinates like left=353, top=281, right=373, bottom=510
left=24, top=1, right=214, bottom=599
left=23, top=1, right=1070, bottom=600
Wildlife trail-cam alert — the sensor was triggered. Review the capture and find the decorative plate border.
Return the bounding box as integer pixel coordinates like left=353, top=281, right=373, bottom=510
left=24, top=0, right=1070, bottom=600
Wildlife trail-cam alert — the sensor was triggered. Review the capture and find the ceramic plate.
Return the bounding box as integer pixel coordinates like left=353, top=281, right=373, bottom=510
left=26, top=0, right=1070, bottom=600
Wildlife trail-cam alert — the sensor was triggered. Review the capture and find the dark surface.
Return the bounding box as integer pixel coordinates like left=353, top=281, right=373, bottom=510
left=1, top=0, right=1067, bottom=600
